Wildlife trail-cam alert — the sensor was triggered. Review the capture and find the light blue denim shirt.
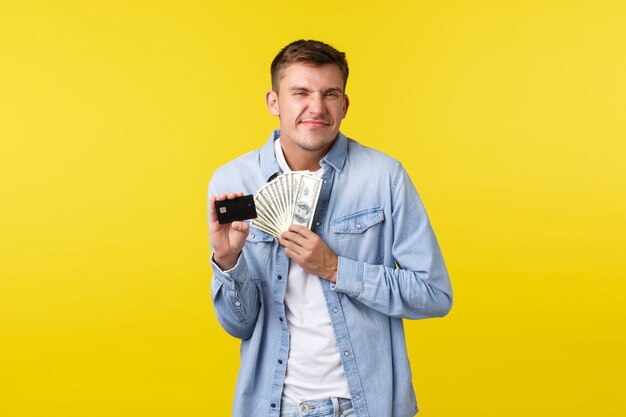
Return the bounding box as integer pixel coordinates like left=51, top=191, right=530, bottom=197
left=208, top=130, right=452, bottom=417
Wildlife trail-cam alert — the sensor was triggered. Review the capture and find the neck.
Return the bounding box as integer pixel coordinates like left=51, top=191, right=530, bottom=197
left=281, top=140, right=335, bottom=172
left=283, top=152, right=323, bottom=171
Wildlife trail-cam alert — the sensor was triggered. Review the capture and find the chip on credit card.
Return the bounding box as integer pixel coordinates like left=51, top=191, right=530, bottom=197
left=214, top=195, right=257, bottom=224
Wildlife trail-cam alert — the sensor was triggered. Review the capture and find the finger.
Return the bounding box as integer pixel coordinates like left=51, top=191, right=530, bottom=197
left=209, top=195, right=218, bottom=222
left=214, top=192, right=244, bottom=201
left=283, top=245, right=302, bottom=260
left=287, top=224, right=314, bottom=238
left=210, top=193, right=235, bottom=224
left=232, top=221, right=250, bottom=234
left=211, top=192, right=246, bottom=222
left=280, top=237, right=302, bottom=256
left=280, top=231, right=306, bottom=248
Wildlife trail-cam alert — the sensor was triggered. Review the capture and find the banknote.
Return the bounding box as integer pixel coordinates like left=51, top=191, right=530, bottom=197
left=250, top=172, right=322, bottom=238
left=290, top=174, right=321, bottom=229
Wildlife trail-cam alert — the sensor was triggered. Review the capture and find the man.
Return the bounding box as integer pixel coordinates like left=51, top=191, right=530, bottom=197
left=208, top=40, right=452, bottom=417
left=293, top=201, right=312, bottom=225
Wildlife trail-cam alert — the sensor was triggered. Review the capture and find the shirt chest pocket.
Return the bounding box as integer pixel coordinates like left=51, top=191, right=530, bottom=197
left=330, top=207, right=384, bottom=261
left=243, top=228, right=274, bottom=284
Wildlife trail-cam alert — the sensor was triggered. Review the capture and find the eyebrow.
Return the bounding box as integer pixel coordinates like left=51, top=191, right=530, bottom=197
left=288, top=86, right=344, bottom=94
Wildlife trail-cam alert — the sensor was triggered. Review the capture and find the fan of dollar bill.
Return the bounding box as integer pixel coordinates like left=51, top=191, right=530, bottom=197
left=251, top=172, right=322, bottom=239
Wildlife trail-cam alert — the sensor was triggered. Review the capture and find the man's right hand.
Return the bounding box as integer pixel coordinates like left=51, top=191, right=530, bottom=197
left=209, top=192, right=250, bottom=270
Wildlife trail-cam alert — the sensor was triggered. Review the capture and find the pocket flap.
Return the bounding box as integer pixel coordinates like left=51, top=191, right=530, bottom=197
left=330, top=207, right=384, bottom=234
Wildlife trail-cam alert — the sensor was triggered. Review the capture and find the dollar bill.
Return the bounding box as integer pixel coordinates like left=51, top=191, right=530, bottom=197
left=290, top=174, right=322, bottom=229
left=252, top=172, right=322, bottom=238
left=251, top=217, right=281, bottom=238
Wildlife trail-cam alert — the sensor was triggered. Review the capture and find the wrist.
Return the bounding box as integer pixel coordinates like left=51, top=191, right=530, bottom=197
left=325, top=255, right=338, bottom=283
left=213, top=251, right=240, bottom=271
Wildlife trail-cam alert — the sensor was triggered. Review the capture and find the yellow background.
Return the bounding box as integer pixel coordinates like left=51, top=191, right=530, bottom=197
left=1, top=0, right=624, bottom=415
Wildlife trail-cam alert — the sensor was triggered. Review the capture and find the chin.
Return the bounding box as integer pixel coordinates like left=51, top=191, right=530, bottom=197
left=296, top=131, right=338, bottom=151
left=298, top=138, right=336, bottom=152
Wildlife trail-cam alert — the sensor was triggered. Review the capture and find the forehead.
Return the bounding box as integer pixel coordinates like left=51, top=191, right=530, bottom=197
left=278, top=62, right=344, bottom=89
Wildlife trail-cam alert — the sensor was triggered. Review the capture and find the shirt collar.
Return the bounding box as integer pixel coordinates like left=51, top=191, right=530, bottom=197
left=259, top=130, right=282, bottom=181
left=259, top=129, right=348, bottom=181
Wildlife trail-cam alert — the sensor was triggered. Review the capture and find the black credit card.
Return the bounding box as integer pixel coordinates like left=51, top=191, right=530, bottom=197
left=214, top=195, right=257, bottom=224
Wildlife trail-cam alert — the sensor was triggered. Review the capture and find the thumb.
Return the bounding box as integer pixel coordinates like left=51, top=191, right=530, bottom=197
left=232, top=221, right=250, bottom=233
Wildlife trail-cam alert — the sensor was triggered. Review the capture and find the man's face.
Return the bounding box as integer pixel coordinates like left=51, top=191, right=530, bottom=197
left=266, top=62, right=349, bottom=154
left=295, top=203, right=309, bottom=218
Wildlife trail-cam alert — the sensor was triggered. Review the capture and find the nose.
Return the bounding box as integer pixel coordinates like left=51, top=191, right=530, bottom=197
left=307, top=93, right=324, bottom=115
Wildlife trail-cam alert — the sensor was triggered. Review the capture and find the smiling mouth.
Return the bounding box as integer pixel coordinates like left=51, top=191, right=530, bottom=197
left=300, top=120, right=330, bottom=128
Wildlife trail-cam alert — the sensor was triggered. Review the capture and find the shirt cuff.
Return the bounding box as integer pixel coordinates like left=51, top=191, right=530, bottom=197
left=210, top=252, right=249, bottom=286
left=331, top=256, right=364, bottom=298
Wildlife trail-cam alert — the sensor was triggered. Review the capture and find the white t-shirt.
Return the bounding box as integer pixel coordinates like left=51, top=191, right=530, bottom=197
left=274, top=138, right=351, bottom=403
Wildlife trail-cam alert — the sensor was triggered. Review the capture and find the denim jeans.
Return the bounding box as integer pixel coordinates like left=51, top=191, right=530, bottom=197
left=279, top=397, right=354, bottom=417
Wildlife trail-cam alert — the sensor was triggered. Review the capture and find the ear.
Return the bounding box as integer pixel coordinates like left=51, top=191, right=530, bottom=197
left=342, top=94, right=350, bottom=119
left=265, top=90, right=280, bottom=116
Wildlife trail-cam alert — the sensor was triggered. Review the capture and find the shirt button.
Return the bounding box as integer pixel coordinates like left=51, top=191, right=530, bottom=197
left=323, top=179, right=328, bottom=184
left=234, top=301, right=241, bottom=307
left=271, top=403, right=276, bottom=408
left=315, top=221, right=320, bottom=227
left=355, top=223, right=361, bottom=229
left=277, top=275, right=282, bottom=280
left=278, top=359, right=283, bottom=364
left=279, top=317, right=284, bottom=321
left=355, top=393, right=361, bottom=400
left=344, top=351, right=350, bottom=356
left=250, top=233, right=255, bottom=239
left=332, top=307, right=338, bottom=313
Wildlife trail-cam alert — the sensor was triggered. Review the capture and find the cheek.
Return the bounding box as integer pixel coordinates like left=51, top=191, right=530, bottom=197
left=279, top=104, right=302, bottom=120
left=331, top=106, right=346, bottom=120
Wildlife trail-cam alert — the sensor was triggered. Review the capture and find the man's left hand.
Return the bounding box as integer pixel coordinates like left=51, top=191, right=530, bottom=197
left=279, top=225, right=338, bottom=282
